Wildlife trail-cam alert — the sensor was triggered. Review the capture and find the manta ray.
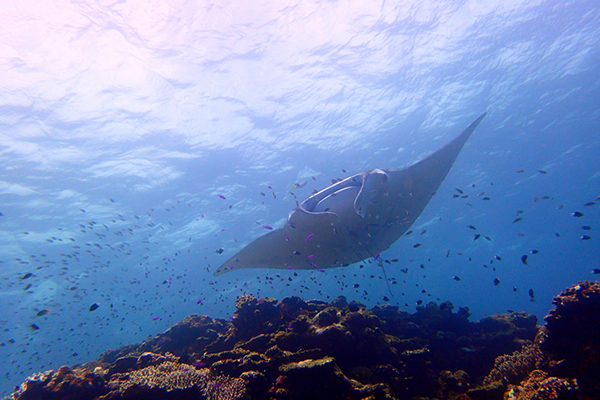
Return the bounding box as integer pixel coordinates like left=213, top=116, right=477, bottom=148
left=214, top=113, right=486, bottom=276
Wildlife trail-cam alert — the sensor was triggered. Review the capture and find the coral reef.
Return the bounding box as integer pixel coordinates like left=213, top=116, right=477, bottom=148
left=8, top=282, right=600, bottom=400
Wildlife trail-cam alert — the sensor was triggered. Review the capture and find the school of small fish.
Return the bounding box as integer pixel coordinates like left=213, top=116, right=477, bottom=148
left=0, top=167, right=597, bottom=396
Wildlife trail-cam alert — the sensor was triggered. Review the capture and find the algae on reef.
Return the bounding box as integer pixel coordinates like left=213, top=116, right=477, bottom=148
left=9, top=282, right=600, bottom=400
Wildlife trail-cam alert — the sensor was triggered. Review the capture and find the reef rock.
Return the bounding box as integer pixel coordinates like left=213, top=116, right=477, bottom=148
left=11, top=282, right=599, bottom=400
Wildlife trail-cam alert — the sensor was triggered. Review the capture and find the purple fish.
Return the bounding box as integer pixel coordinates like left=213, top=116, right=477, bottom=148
left=153, top=317, right=159, bottom=321
left=307, top=254, right=316, bottom=259
left=285, top=235, right=290, bottom=241
left=263, top=225, right=273, bottom=230
left=306, top=234, right=314, bottom=242
left=217, top=194, right=226, bottom=200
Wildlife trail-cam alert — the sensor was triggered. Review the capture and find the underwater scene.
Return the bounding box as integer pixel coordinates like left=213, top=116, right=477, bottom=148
left=1, top=0, right=599, bottom=399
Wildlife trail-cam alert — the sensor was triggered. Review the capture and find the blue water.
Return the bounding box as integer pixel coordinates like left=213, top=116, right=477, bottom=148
left=1, top=0, right=599, bottom=395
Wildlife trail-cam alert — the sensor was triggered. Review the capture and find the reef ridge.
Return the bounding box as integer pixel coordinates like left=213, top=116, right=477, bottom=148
left=8, top=282, right=600, bottom=400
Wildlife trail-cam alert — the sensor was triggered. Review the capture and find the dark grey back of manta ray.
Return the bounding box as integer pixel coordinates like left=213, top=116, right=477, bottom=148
left=214, top=112, right=487, bottom=276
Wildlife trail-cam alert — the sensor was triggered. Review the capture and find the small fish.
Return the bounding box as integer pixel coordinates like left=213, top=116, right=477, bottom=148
left=215, top=248, right=224, bottom=254
left=36, top=309, right=50, bottom=317
left=581, top=235, right=591, bottom=240
left=453, top=276, right=461, bottom=281
left=405, top=230, right=413, bottom=235
left=196, top=299, right=202, bottom=304
left=263, top=225, right=273, bottom=230
left=455, top=188, right=464, bottom=194
left=153, top=317, right=159, bottom=321
left=467, top=225, right=477, bottom=230
left=521, top=255, right=528, bottom=265
left=592, top=269, right=600, bottom=275
left=531, top=249, right=539, bottom=254
left=528, top=289, right=535, bottom=302
left=494, top=255, right=502, bottom=261
left=89, top=303, right=99, bottom=312
left=474, top=233, right=481, bottom=241
left=513, top=217, right=522, bottom=223
left=382, top=296, right=390, bottom=302
left=516, top=169, right=524, bottom=173
left=353, top=284, right=360, bottom=288
left=585, top=202, right=596, bottom=206
left=260, top=192, right=266, bottom=196
left=20, top=273, right=33, bottom=280
left=572, top=211, right=584, bottom=217
left=342, top=169, right=347, bottom=173
left=538, top=170, right=548, bottom=174
left=305, top=234, right=314, bottom=242
left=581, top=226, right=592, bottom=230
left=482, top=197, right=491, bottom=201
left=30, top=324, right=40, bottom=330
left=493, top=278, right=500, bottom=286
left=413, top=243, right=422, bottom=248
left=291, top=181, right=307, bottom=191
left=24, top=283, right=32, bottom=291
left=217, top=194, right=226, bottom=200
